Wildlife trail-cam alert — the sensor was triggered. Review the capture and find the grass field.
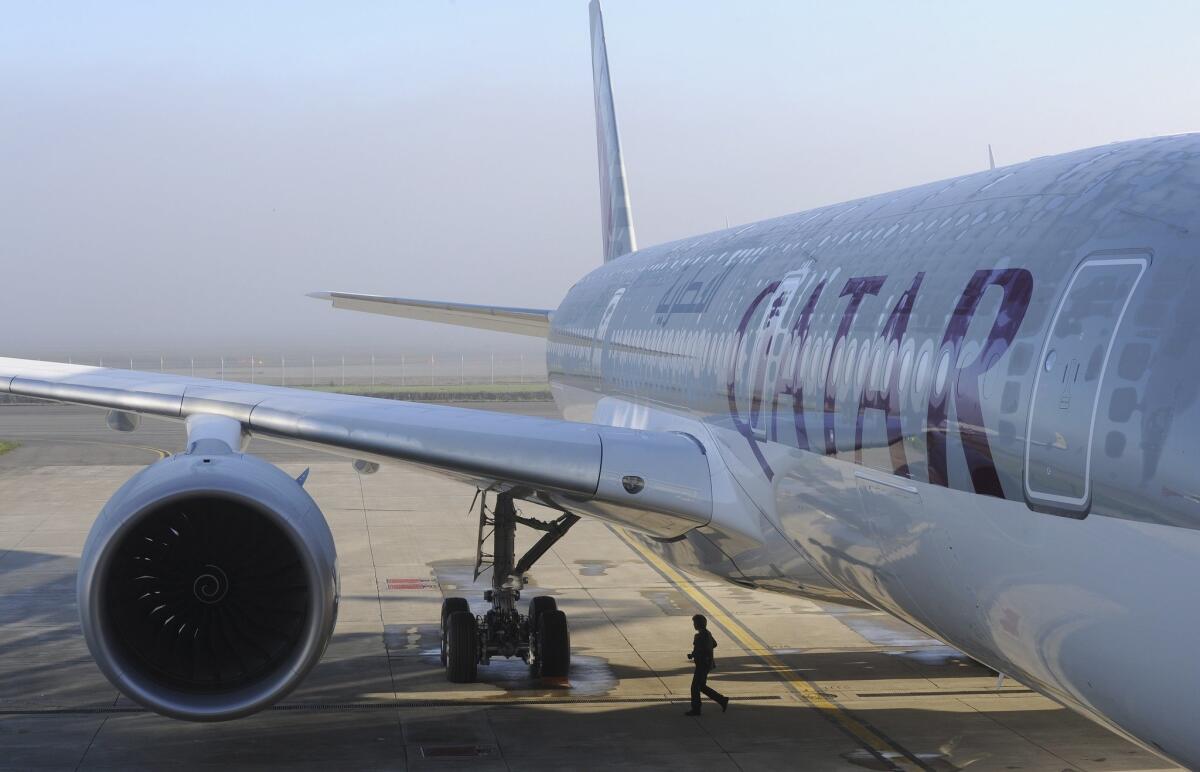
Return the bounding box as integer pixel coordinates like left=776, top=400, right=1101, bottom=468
left=0, top=440, right=20, bottom=455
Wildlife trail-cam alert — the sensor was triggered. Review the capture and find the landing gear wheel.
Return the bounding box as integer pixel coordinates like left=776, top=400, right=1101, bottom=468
left=536, top=609, right=570, bottom=678
left=440, top=597, right=470, bottom=666
left=445, top=611, right=479, bottom=683
left=527, top=595, right=557, bottom=632
left=528, top=595, right=558, bottom=673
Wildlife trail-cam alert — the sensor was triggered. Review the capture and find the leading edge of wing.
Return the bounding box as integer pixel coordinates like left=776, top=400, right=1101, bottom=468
left=309, top=292, right=553, bottom=338
left=0, top=358, right=710, bottom=538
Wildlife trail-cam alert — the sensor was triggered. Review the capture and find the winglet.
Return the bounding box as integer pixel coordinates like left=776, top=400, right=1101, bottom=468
left=590, top=0, right=637, bottom=262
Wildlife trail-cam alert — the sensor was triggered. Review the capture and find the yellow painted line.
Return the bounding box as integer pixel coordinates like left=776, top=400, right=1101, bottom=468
left=614, top=528, right=929, bottom=772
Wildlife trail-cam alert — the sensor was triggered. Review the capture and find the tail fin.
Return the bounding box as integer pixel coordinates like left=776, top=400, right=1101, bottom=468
left=589, top=0, right=637, bottom=262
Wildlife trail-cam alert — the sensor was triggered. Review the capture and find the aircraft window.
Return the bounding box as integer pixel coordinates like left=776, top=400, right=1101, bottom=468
left=857, top=342, right=872, bottom=390
left=972, top=212, right=988, bottom=225
left=841, top=347, right=857, bottom=396
left=1118, top=342, right=1151, bottom=380
left=883, top=342, right=899, bottom=390
left=914, top=347, right=932, bottom=396
left=957, top=340, right=980, bottom=370
left=830, top=343, right=846, bottom=388
left=820, top=339, right=833, bottom=385
left=833, top=342, right=849, bottom=393
left=955, top=213, right=970, bottom=227
left=1109, top=387, right=1137, bottom=423
left=897, top=344, right=914, bottom=396
left=842, top=340, right=856, bottom=388
left=991, top=211, right=1007, bottom=223
left=871, top=342, right=887, bottom=391
left=934, top=349, right=952, bottom=395
left=1001, top=381, right=1020, bottom=413
left=1105, top=431, right=1126, bottom=458
left=810, top=339, right=826, bottom=386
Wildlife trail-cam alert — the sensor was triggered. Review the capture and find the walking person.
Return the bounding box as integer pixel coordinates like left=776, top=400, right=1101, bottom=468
left=684, top=614, right=729, bottom=716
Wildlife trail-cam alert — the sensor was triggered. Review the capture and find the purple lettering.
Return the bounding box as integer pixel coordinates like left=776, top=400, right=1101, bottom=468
left=824, top=276, right=886, bottom=455
left=727, top=282, right=779, bottom=479
left=926, top=268, right=1033, bottom=495
left=855, top=272, right=924, bottom=474
left=782, top=281, right=826, bottom=450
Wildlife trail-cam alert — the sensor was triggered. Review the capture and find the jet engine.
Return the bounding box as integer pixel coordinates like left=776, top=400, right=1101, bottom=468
left=77, top=442, right=338, bottom=721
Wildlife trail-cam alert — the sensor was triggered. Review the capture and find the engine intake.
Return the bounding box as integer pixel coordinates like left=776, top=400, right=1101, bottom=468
left=78, top=446, right=338, bottom=721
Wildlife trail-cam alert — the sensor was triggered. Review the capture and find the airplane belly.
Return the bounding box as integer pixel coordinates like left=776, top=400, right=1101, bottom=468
left=776, top=449, right=1200, bottom=763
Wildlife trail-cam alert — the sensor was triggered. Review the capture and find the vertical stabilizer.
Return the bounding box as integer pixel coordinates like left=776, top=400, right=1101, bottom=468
left=988, top=144, right=996, bottom=171
left=589, top=0, right=637, bottom=262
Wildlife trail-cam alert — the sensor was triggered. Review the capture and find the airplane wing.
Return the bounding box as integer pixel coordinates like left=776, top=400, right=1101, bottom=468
left=308, top=292, right=552, bottom=338
left=0, top=357, right=710, bottom=538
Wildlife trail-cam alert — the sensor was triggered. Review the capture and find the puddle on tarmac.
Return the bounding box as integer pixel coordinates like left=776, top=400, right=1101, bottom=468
left=411, top=646, right=618, bottom=698
left=836, top=613, right=945, bottom=648
left=384, top=624, right=441, bottom=654
left=882, top=646, right=981, bottom=669
left=575, top=559, right=617, bottom=577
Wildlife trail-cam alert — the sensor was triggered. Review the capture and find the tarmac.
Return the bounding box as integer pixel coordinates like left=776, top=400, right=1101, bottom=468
left=0, top=404, right=1180, bottom=771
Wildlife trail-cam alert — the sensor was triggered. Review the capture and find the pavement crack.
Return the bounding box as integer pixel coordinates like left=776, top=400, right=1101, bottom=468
left=72, top=715, right=107, bottom=772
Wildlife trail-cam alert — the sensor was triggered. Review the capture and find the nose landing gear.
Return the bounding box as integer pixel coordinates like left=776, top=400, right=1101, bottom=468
left=441, top=491, right=578, bottom=682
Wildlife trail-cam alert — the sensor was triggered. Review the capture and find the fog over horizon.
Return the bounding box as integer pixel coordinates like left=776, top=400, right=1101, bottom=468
left=3, top=1, right=1198, bottom=360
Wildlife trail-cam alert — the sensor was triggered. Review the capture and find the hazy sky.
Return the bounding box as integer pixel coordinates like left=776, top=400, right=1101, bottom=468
left=3, top=0, right=1199, bottom=358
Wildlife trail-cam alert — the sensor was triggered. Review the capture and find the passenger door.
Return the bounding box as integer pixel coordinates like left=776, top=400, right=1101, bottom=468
left=1024, top=253, right=1148, bottom=515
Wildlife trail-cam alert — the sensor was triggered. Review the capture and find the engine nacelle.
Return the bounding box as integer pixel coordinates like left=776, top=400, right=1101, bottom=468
left=77, top=444, right=338, bottom=721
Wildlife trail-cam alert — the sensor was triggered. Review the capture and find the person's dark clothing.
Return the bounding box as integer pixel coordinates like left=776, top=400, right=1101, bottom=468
left=691, top=629, right=717, bottom=669
left=690, top=665, right=726, bottom=713
left=688, top=629, right=726, bottom=713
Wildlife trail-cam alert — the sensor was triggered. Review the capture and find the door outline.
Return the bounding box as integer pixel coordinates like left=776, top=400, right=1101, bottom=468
left=593, top=287, right=626, bottom=374
left=1023, top=252, right=1148, bottom=513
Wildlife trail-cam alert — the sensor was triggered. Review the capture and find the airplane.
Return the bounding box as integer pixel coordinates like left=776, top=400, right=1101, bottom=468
left=2, top=1, right=1198, bottom=766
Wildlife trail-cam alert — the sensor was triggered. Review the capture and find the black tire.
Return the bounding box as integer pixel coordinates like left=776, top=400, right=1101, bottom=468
left=445, top=611, right=478, bottom=683
left=527, top=595, right=557, bottom=633
left=537, top=609, right=570, bottom=678
left=440, top=597, right=470, bottom=666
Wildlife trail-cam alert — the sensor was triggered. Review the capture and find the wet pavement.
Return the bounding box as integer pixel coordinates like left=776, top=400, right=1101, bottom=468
left=0, top=404, right=1180, bottom=770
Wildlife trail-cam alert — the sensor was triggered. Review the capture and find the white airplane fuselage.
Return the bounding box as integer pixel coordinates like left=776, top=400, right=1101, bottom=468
left=8, top=1, right=1195, bottom=762
left=546, top=134, right=1200, bottom=763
